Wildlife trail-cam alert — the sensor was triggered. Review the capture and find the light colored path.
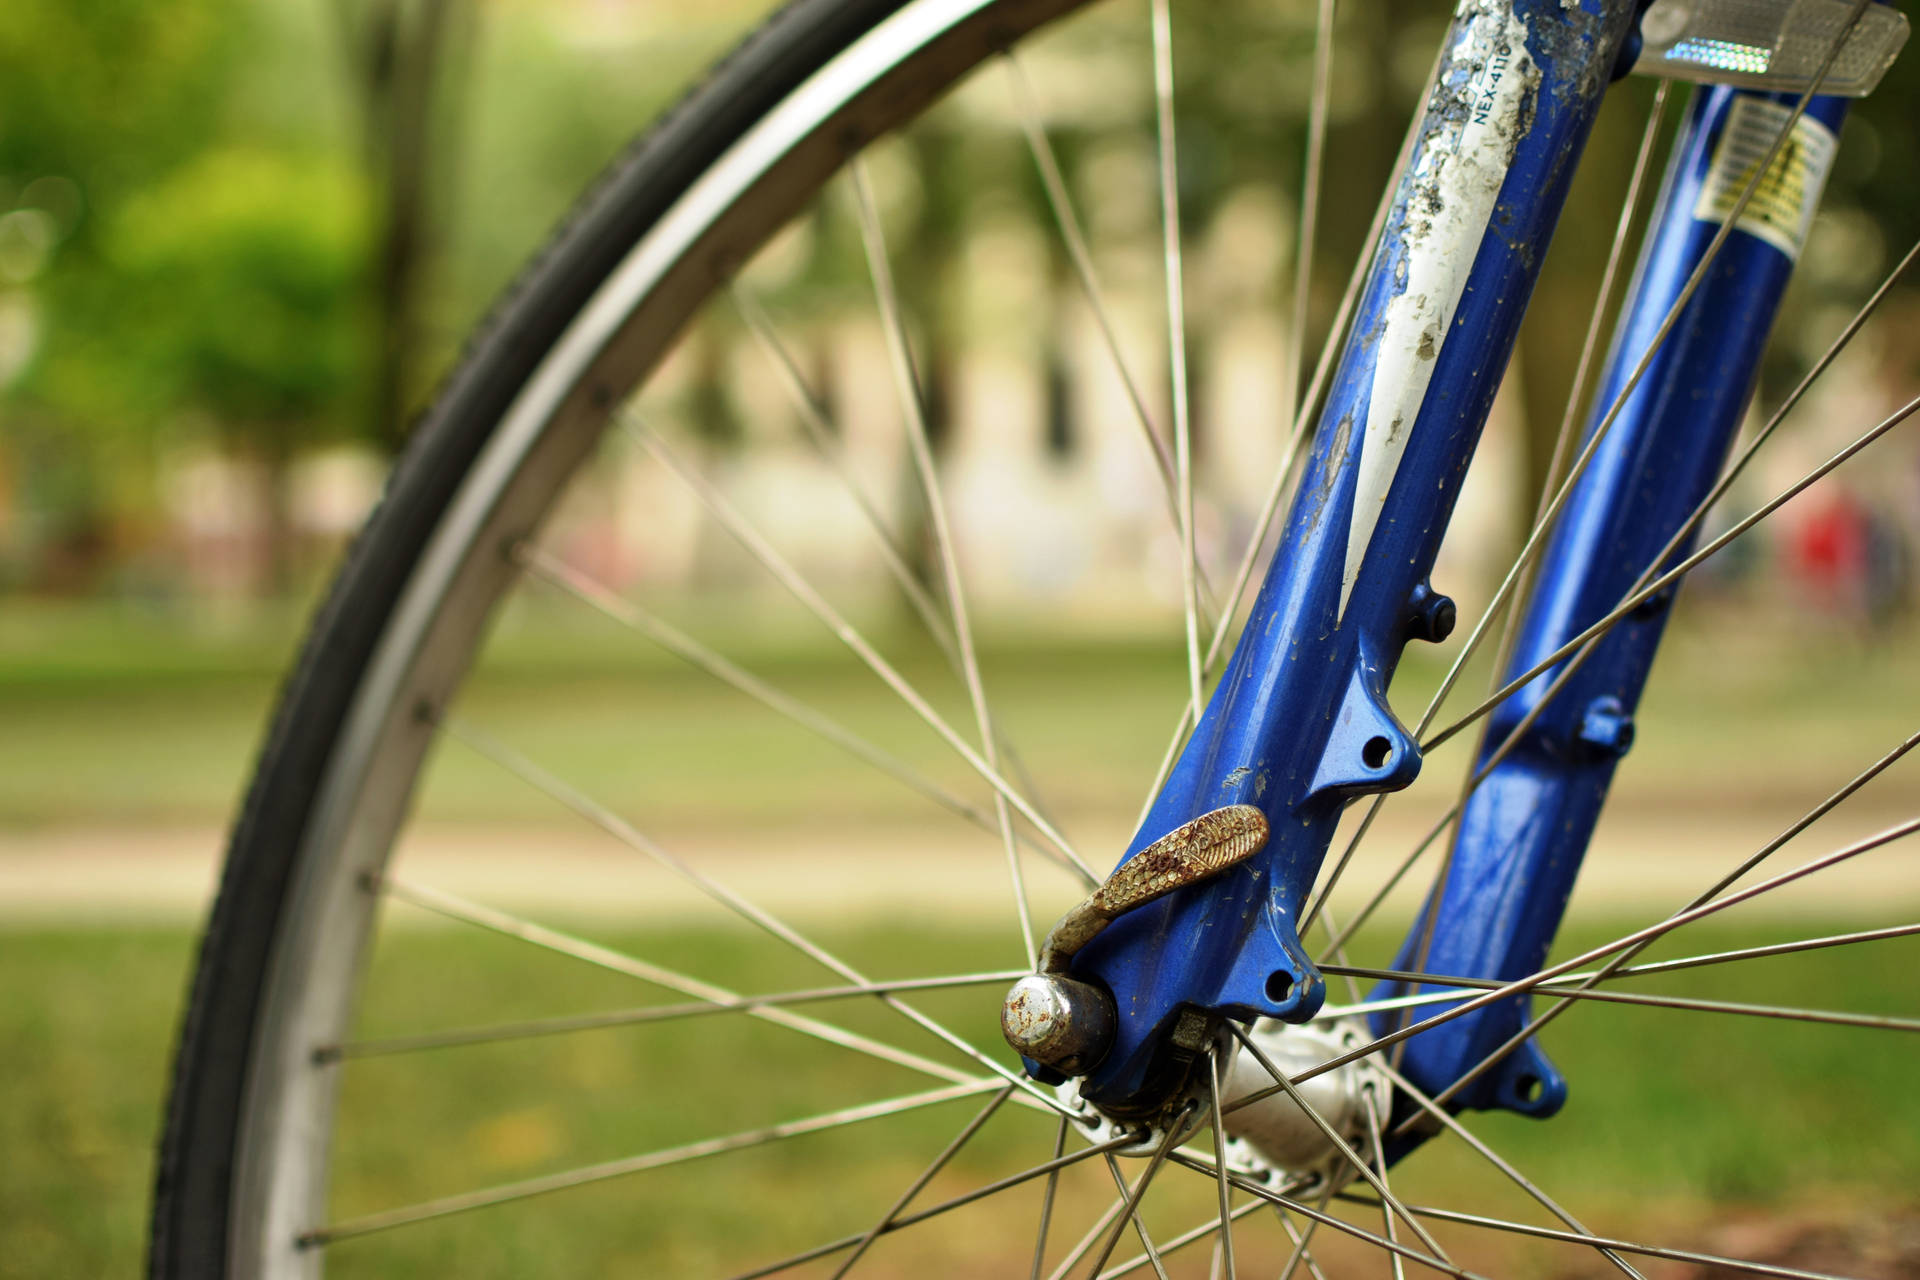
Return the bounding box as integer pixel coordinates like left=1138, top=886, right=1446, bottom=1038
left=1, top=797, right=1913, bottom=926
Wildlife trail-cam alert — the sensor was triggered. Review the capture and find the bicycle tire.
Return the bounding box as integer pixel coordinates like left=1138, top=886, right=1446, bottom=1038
left=149, top=1, right=1085, bottom=1273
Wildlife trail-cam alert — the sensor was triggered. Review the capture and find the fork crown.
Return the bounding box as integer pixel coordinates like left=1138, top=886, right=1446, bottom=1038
left=1067, top=0, right=1643, bottom=1114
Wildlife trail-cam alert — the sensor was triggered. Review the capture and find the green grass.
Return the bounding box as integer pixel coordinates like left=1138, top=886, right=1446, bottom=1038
left=3, top=598, right=1918, bottom=1273
left=0, top=930, right=197, bottom=1279
left=7, top=918, right=1917, bottom=1278
left=2, top=596, right=1918, bottom=827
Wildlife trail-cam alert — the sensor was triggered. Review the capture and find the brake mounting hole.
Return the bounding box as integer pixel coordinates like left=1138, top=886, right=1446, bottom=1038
left=1362, top=736, right=1392, bottom=769
left=1515, top=1074, right=1542, bottom=1103
left=1265, top=971, right=1294, bottom=1003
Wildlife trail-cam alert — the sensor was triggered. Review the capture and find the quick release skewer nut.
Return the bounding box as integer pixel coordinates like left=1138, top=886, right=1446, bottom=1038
left=1000, top=973, right=1116, bottom=1075
left=1002, top=804, right=1269, bottom=1078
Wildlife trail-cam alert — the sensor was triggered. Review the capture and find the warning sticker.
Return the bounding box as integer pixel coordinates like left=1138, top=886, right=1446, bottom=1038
left=1691, top=97, right=1838, bottom=262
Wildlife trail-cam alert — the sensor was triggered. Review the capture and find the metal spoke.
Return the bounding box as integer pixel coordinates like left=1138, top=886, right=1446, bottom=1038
left=320, top=968, right=1029, bottom=1063
left=1130, top=311, right=1330, bottom=833
left=1418, top=85, right=1671, bottom=819
left=1319, top=986, right=1508, bottom=1021
left=1275, top=1184, right=1337, bottom=1280
left=628, top=415, right=1096, bottom=882
left=1005, top=46, right=1229, bottom=633
left=444, top=716, right=1074, bottom=1117
left=734, top=1132, right=1137, bottom=1280
left=1424, top=386, right=1919, bottom=754
left=1320, top=30, right=1887, bottom=953
left=1418, top=0, right=1867, bottom=757
left=1323, top=963, right=1920, bottom=1034
left=1331, top=405, right=1920, bottom=958
left=1098, top=1196, right=1269, bottom=1280
left=1356, top=513, right=1816, bottom=954
left=1105, top=1176, right=1333, bottom=1280
left=1602, top=921, right=1920, bottom=979
left=1428, top=7, right=1873, bottom=752
left=1339, top=584, right=1694, bottom=956
left=1082, top=1105, right=1191, bottom=1279
left=1361, top=1087, right=1405, bottom=1280
left=1325, top=920, right=1920, bottom=1022
left=1102, top=1154, right=1173, bottom=1280
left=1347, top=231, right=1920, bottom=941
left=1304, top=79, right=1667, bottom=938
left=1414, top=727, right=1920, bottom=1115
left=1327, top=978, right=1693, bottom=1022
left=1207, top=1049, right=1237, bottom=1280
left=1047, top=1192, right=1136, bottom=1280
left=1320, top=730, right=1516, bottom=960
left=830, top=1083, right=1016, bottom=1278
left=1334, top=1198, right=1858, bottom=1280
left=1314, top=898, right=1367, bottom=1003
left=1169, top=1152, right=1479, bottom=1280
left=372, top=874, right=977, bottom=1087
left=1404, top=80, right=1674, bottom=787
left=1225, top=815, right=1920, bottom=1115
left=1370, top=1055, right=1646, bottom=1280
left=1148, top=0, right=1204, bottom=728
left=1287, top=0, right=1336, bottom=438
left=1306, top=794, right=1414, bottom=956
left=1133, top=36, right=1438, bottom=833
left=1524, top=77, right=1676, bottom=577
left=1003, top=53, right=1179, bottom=533
left=299, top=1077, right=1004, bottom=1247
left=891, top=1134, right=1164, bottom=1239
left=850, top=158, right=1036, bottom=959
left=1203, top=160, right=1383, bottom=671
left=1428, top=378, right=1920, bottom=765
left=734, top=278, right=1080, bottom=848
left=1030, top=1114, right=1070, bottom=1280
left=728, top=283, right=959, bottom=658
left=1225, top=1021, right=1451, bottom=1264
left=521, top=545, right=1088, bottom=885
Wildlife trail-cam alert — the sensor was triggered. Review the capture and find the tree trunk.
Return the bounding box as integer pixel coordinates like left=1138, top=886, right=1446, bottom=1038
left=340, top=0, right=475, bottom=453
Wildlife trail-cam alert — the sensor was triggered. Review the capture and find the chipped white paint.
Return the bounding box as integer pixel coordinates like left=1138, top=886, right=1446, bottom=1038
left=1339, top=0, right=1541, bottom=619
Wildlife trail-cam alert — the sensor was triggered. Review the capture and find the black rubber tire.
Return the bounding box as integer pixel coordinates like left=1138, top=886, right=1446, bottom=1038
left=147, top=3, right=922, bottom=1273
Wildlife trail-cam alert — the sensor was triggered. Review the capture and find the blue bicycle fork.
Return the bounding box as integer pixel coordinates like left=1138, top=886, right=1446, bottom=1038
left=1375, top=82, right=1850, bottom=1123
left=1046, top=0, right=1850, bottom=1123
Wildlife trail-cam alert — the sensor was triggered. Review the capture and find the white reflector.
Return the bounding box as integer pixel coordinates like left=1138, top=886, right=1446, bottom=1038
left=1632, top=0, right=1908, bottom=96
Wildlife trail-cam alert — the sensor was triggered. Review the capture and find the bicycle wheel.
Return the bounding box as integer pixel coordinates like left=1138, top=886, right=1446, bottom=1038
left=152, top=0, right=1920, bottom=1275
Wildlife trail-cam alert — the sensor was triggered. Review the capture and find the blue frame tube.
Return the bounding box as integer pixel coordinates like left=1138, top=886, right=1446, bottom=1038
left=1378, top=84, right=1850, bottom=1119
left=1071, top=0, right=1641, bottom=1113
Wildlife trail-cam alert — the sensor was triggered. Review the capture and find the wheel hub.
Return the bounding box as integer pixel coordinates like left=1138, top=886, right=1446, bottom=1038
left=1040, top=1016, right=1391, bottom=1176
left=1219, top=1019, right=1387, bottom=1176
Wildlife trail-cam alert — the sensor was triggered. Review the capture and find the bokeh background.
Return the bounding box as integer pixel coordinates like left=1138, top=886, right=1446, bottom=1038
left=4, top=0, right=1920, bottom=1275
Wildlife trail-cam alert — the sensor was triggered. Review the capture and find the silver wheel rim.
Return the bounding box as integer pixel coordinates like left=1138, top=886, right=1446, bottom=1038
left=229, top=2, right=1088, bottom=1271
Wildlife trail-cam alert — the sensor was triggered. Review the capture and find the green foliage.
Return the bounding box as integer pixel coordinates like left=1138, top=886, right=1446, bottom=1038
left=0, top=0, right=344, bottom=575
left=102, top=147, right=371, bottom=439
left=0, top=0, right=243, bottom=197
left=4, top=0, right=1918, bottom=589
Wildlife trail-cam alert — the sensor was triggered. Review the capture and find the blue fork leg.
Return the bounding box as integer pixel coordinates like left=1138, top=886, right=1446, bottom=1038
left=1377, top=84, right=1850, bottom=1120
left=1069, top=0, right=1642, bottom=1114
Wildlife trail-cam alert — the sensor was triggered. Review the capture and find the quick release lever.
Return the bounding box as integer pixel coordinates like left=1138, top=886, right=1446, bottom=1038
left=1000, top=805, right=1269, bottom=1076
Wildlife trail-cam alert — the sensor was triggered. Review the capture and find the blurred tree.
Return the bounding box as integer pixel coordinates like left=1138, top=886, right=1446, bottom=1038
left=1, top=0, right=1914, bottom=601
left=332, top=0, right=478, bottom=451
left=0, top=0, right=252, bottom=587
left=101, top=148, right=370, bottom=588
left=0, top=0, right=243, bottom=191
